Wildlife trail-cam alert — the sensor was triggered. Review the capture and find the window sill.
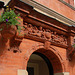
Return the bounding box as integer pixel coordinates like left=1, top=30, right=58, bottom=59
left=59, top=0, right=75, bottom=11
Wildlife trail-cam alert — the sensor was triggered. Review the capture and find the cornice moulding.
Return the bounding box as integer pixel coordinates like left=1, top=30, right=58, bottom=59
left=0, top=0, right=11, bottom=6
left=20, top=0, right=75, bottom=26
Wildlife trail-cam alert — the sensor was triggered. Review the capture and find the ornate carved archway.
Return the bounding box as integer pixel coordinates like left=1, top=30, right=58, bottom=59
left=24, top=43, right=65, bottom=74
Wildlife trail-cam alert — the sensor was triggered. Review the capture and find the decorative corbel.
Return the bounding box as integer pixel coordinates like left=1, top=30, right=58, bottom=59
left=67, top=46, right=75, bottom=61
left=67, top=27, right=75, bottom=61
left=8, top=36, right=23, bottom=53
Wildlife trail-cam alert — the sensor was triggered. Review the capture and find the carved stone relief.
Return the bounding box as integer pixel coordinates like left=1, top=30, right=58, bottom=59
left=23, top=22, right=67, bottom=45
left=67, top=38, right=75, bottom=61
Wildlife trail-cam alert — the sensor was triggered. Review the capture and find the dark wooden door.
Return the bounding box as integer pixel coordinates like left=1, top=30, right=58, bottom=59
left=27, top=67, right=34, bottom=75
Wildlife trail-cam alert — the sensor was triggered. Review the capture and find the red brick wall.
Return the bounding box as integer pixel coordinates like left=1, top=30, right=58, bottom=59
left=33, top=0, right=75, bottom=21
left=0, top=0, right=75, bottom=75
left=0, top=38, right=75, bottom=75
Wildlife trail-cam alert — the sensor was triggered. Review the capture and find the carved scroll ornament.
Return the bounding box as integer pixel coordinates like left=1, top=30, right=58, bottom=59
left=23, top=22, right=67, bottom=46
left=67, top=46, right=75, bottom=61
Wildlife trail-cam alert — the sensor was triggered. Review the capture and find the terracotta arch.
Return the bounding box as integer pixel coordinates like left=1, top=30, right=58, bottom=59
left=36, top=48, right=64, bottom=73
left=25, top=44, right=65, bottom=73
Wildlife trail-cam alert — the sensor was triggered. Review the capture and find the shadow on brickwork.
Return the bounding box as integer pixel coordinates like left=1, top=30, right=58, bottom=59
left=0, top=34, right=8, bottom=56
left=69, top=54, right=75, bottom=71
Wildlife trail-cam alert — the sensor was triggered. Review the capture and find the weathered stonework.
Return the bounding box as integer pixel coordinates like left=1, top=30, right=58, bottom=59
left=0, top=0, right=75, bottom=75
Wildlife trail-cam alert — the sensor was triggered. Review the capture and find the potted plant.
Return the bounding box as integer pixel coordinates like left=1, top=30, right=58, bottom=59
left=0, top=6, right=23, bottom=39
left=15, top=17, right=25, bottom=39
left=72, top=41, right=75, bottom=50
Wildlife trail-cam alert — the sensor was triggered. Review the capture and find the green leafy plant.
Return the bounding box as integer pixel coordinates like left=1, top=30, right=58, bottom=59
left=72, top=39, right=75, bottom=49
left=72, top=43, right=75, bottom=48
left=0, top=6, right=22, bottom=31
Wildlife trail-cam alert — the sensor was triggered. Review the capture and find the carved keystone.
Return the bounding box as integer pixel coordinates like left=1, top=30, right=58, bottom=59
left=44, top=41, right=51, bottom=49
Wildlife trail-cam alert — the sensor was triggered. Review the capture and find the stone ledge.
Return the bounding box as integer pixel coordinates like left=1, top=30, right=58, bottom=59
left=54, top=72, right=69, bottom=75
left=18, top=69, right=28, bottom=75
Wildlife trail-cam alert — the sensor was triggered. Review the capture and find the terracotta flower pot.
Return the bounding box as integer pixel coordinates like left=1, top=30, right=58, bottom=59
left=0, top=22, right=17, bottom=39
left=16, top=30, right=24, bottom=39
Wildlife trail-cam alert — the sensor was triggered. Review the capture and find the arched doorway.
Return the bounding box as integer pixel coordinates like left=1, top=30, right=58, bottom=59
left=27, top=52, right=54, bottom=75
